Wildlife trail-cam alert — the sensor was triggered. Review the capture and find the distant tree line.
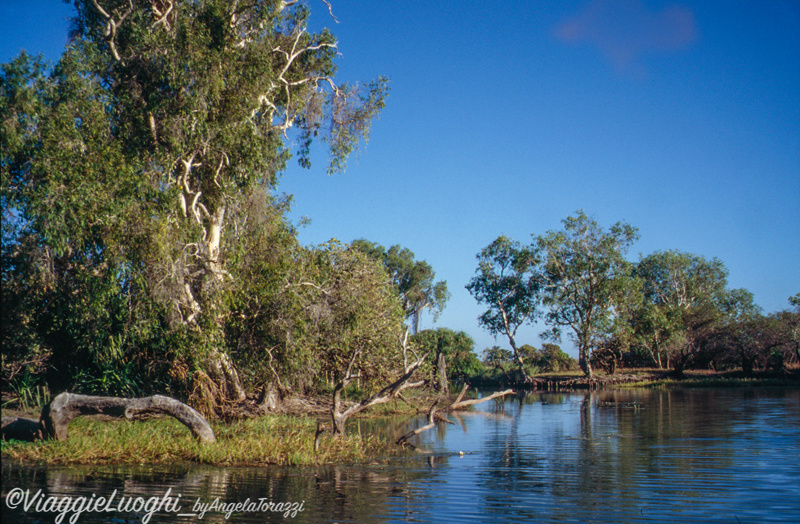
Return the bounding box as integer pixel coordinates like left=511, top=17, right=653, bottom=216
left=467, top=211, right=799, bottom=381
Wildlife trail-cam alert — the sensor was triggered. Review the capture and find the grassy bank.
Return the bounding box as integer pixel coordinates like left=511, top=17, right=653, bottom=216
left=465, top=368, right=800, bottom=390
left=616, top=369, right=800, bottom=389
left=1, top=414, right=399, bottom=467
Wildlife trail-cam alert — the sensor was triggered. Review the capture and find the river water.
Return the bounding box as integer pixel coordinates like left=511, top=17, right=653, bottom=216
left=3, top=387, right=799, bottom=523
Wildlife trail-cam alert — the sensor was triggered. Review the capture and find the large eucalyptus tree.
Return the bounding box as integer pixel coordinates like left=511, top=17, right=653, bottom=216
left=632, top=250, right=729, bottom=368
left=2, top=0, right=387, bottom=400
left=535, top=211, right=639, bottom=378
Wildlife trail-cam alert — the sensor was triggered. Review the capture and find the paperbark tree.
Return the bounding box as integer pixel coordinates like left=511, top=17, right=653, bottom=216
left=630, top=251, right=730, bottom=368
left=2, top=1, right=388, bottom=401
left=536, top=211, right=639, bottom=378
left=466, top=236, right=542, bottom=383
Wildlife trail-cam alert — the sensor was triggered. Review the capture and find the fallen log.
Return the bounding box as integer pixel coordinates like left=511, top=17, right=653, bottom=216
left=448, top=385, right=515, bottom=411
left=3, top=392, right=215, bottom=444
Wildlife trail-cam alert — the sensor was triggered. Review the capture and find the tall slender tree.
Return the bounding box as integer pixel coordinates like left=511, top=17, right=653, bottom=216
left=351, top=239, right=448, bottom=334
left=466, top=235, right=541, bottom=382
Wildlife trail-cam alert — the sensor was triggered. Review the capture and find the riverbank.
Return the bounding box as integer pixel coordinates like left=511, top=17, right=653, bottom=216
left=0, top=412, right=400, bottom=467
left=4, top=370, right=798, bottom=467
left=467, top=368, right=800, bottom=391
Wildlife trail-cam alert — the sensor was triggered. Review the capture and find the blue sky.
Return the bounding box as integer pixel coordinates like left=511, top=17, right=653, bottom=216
left=2, top=1, right=799, bottom=357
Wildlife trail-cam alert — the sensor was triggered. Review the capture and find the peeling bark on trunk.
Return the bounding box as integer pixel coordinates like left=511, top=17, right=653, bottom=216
left=206, top=348, right=247, bottom=402
left=257, top=380, right=282, bottom=412
left=579, top=344, right=593, bottom=379
left=500, top=308, right=532, bottom=383
left=435, top=352, right=449, bottom=395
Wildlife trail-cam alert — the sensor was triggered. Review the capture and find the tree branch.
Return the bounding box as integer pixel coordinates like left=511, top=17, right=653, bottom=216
left=396, top=400, right=438, bottom=447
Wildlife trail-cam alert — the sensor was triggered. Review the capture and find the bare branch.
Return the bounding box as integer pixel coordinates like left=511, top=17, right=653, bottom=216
left=451, top=383, right=469, bottom=408
left=90, top=0, right=133, bottom=62
left=151, top=0, right=174, bottom=29
left=396, top=400, right=438, bottom=447
left=320, top=0, right=339, bottom=23
left=449, top=389, right=515, bottom=411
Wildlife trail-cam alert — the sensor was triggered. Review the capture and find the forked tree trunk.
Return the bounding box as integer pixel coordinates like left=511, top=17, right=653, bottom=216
left=328, top=333, right=427, bottom=436
left=331, top=356, right=426, bottom=435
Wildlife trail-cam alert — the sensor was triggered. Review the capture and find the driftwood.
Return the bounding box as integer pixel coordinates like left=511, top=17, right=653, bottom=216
left=396, top=400, right=438, bottom=447
left=2, top=392, right=215, bottom=444
left=395, top=386, right=517, bottom=448
left=448, top=384, right=515, bottom=410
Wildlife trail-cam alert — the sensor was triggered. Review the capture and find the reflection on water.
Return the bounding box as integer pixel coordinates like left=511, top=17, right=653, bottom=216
left=3, top=388, right=800, bottom=523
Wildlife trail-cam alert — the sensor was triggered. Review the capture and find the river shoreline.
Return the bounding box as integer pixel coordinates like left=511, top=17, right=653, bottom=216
left=468, top=367, right=800, bottom=391
left=3, top=369, right=798, bottom=467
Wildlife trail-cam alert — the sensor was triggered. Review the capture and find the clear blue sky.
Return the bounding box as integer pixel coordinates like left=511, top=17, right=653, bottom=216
left=3, top=1, right=799, bottom=357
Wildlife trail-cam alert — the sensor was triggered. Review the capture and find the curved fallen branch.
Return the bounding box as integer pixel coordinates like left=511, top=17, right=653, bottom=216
left=396, top=400, right=438, bottom=448
left=2, top=393, right=215, bottom=444
left=331, top=353, right=427, bottom=435
left=392, top=386, right=516, bottom=448
left=448, top=385, right=515, bottom=411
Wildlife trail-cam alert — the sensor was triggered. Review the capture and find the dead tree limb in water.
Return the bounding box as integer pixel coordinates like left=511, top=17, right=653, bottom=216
left=330, top=332, right=427, bottom=435
left=450, top=383, right=470, bottom=407
left=396, top=400, right=438, bottom=448
left=448, top=385, right=515, bottom=411
left=28, top=392, right=215, bottom=443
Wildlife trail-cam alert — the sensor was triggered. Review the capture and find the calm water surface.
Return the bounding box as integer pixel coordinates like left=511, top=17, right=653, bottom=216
left=3, top=388, right=799, bottom=523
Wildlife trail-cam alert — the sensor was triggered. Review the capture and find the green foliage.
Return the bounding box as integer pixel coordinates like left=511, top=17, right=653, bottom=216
left=3, top=370, right=51, bottom=412
left=535, top=210, right=639, bottom=377
left=412, top=328, right=484, bottom=381
left=465, top=212, right=788, bottom=377
left=351, top=239, right=449, bottom=333
left=297, top=242, right=407, bottom=391
left=481, top=346, right=514, bottom=373
left=466, top=236, right=541, bottom=380
left=223, top=234, right=407, bottom=394
left=536, top=343, right=578, bottom=372
left=1, top=0, right=389, bottom=402
left=628, top=250, right=766, bottom=372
